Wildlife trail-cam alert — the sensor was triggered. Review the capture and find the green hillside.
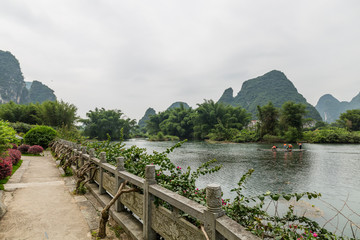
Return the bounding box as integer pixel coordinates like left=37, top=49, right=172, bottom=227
left=218, top=70, right=322, bottom=121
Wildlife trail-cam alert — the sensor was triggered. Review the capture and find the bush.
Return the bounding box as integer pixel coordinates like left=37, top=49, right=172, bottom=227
left=8, top=122, right=35, bottom=134
left=0, top=157, right=12, bottom=180
left=7, top=149, right=21, bottom=165
left=18, top=144, right=31, bottom=154
left=24, top=126, right=57, bottom=148
left=0, top=120, right=19, bottom=153
left=10, top=143, right=18, bottom=149
left=28, top=145, right=44, bottom=155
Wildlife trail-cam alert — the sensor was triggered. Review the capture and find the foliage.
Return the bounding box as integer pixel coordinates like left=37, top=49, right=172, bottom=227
left=8, top=122, right=36, bottom=135
left=257, top=101, right=279, bottom=138
left=194, top=100, right=251, bottom=140
left=82, top=108, right=136, bottom=140
left=222, top=169, right=346, bottom=239
left=262, top=134, right=285, bottom=143
left=17, top=144, right=31, bottom=154
left=7, top=149, right=21, bottom=165
left=337, top=109, right=360, bottom=131
left=280, top=101, right=307, bottom=141
left=0, top=156, right=12, bottom=180
left=0, top=100, right=78, bottom=128
left=303, top=127, right=360, bottom=143
left=27, top=145, right=44, bottom=154
left=159, top=105, right=195, bottom=139
left=0, top=160, right=22, bottom=189
left=148, top=132, right=180, bottom=141
left=82, top=138, right=222, bottom=206
left=233, top=129, right=259, bottom=143
left=0, top=120, right=19, bottom=153
left=24, top=125, right=57, bottom=148
left=36, top=100, right=78, bottom=127
left=56, top=125, right=86, bottom=143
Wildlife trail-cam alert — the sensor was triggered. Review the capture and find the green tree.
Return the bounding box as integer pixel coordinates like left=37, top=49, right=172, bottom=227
left=194, top=100, right=250, bottom=140
left=36, top=100, right=78, bottom=128
left=337, top=109, right=360, bottom=131
left=280, top=101, right=307, bottom=141
left=82, top=108, right=136, bottom=140
left=159, top=105, right=195, bottom=139
left=0, top=101, right=38, bottom=124
left=256, top=102, right=279, bottom=138
left=146, top=111, right=170, bottom=136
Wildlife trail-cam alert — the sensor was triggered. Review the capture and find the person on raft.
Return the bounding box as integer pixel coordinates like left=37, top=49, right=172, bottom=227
left=272, top=145, right=277, bottom=151
left=287, top=144, right=293, bottom=152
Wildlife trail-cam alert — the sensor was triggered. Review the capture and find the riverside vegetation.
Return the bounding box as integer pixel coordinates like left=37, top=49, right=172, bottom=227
left=74, top=137, right=357, bottom=239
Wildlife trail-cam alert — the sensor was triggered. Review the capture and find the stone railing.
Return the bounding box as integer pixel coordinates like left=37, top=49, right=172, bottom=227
left=53, top=140, right=259, bottom=240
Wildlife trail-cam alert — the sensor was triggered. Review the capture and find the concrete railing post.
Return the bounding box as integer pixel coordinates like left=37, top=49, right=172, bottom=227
left=99, top=152, right=106, bottom=195
left=204, top=183, right=225, bottom=240
left=80, top=147, right=86, bottom=167
left=88, top=148, right=95, bottom=183
left=115, top=157, right=125, bottom=212
left=143, top=165, right=156, bottom=240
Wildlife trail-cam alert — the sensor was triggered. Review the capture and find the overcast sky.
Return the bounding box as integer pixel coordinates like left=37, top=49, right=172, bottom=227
left=1, top=0, right=359, bottom=121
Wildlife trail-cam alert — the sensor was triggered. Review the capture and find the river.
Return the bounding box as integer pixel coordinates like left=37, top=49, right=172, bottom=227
left=124, top=139, right=360, bottom=236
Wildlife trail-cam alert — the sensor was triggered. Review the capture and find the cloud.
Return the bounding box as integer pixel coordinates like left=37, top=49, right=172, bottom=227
left=0, top=0, right=359, bottom=120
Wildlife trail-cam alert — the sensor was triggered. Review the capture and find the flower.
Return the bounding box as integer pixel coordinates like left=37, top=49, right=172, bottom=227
left=313, top=233, right=318, bottom=237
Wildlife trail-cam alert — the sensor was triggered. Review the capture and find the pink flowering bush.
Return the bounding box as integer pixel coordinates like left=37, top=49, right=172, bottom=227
left=0, top=156, right=13, bottom=180
left=17, top=144, right=31, bottom=154
left=10, top=143, right=18, bottom=149
left=28, top=145, right=44, bottom=155
left=7, top=149, right=22, bottom=165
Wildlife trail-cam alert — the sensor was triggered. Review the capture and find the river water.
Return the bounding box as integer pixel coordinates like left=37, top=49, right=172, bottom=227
left=124, top=139, right=360, bottom=235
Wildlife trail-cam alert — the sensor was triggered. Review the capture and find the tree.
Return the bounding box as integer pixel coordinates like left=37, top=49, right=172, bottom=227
left=36, top=100, right=78, bottom=128
left=338, top=109, right=360, bottom=131
left=256, top=102, right=279, bottom=138
left=280, top=101, right=307, bottom=141
left=159, top=105, right=195, bottom=139
left=194, top=100, right=250, bottom=140
left=146, top=111, right=170, bottom=136
left=82, top=108, right=136, bottom=140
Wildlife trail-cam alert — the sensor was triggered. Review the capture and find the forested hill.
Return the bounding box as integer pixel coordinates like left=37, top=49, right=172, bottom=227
left=315, top=92, right=360, bottom=123
left=0, top=50, right=56, bottom=104
left=217, top=70, right=322, bottom=121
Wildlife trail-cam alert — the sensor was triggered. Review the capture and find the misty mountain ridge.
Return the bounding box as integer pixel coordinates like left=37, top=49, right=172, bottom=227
left=315, top=92, right=360, bottom=123
left=0, top=50, right=56, bottom=105
left=218, top=70, right=322, bottom=121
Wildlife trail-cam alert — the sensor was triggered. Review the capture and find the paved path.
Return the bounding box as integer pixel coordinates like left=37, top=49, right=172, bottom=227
left=0, top=152, right=93, bottom=240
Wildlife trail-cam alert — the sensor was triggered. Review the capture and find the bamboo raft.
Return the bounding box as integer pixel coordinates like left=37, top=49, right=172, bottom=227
left=258, top=148, right=306, bottom=152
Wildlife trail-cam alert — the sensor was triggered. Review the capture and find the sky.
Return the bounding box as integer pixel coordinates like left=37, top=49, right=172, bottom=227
left=1, top=0, right=359, bottom=121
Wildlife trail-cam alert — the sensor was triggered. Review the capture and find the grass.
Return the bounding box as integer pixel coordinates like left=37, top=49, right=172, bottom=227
left=0, top=159, right=23, bottom=190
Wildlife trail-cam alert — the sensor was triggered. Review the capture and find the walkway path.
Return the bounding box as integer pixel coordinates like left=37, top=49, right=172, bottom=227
left=0, top=152, right=93, bottom=240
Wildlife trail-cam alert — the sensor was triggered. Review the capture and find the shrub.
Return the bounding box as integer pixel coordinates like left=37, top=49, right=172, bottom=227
left=7, top=149, right=21, bottom=165
left=24, top=126, right=57, bottom=148
left=10, top=143, right=18, bottom=149
left=0, top=120, right=19, bottom=153
left=18, top=144, right=31, bottom=154
left=8, top=122, right=35, bottom=134
left=28, top=145, right=44, bottom=155
left=0, top=157, right=12, bottom=180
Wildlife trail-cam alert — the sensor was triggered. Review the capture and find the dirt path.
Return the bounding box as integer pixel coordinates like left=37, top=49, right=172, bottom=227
left=0, top=152, right=92, bottom=240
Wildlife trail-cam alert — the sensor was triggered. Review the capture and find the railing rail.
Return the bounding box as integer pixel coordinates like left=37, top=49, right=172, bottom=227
left=54, top=139, right=259, bottom=240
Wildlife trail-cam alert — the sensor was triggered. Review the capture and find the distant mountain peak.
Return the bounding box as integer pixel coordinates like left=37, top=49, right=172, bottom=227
left=316, top=92, right=360, bottom=123
left=0, top=50, right=56, bottom=104
left=218, top=70, right=321, bottom=120
left=218, top=87, right=234, bottom=105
